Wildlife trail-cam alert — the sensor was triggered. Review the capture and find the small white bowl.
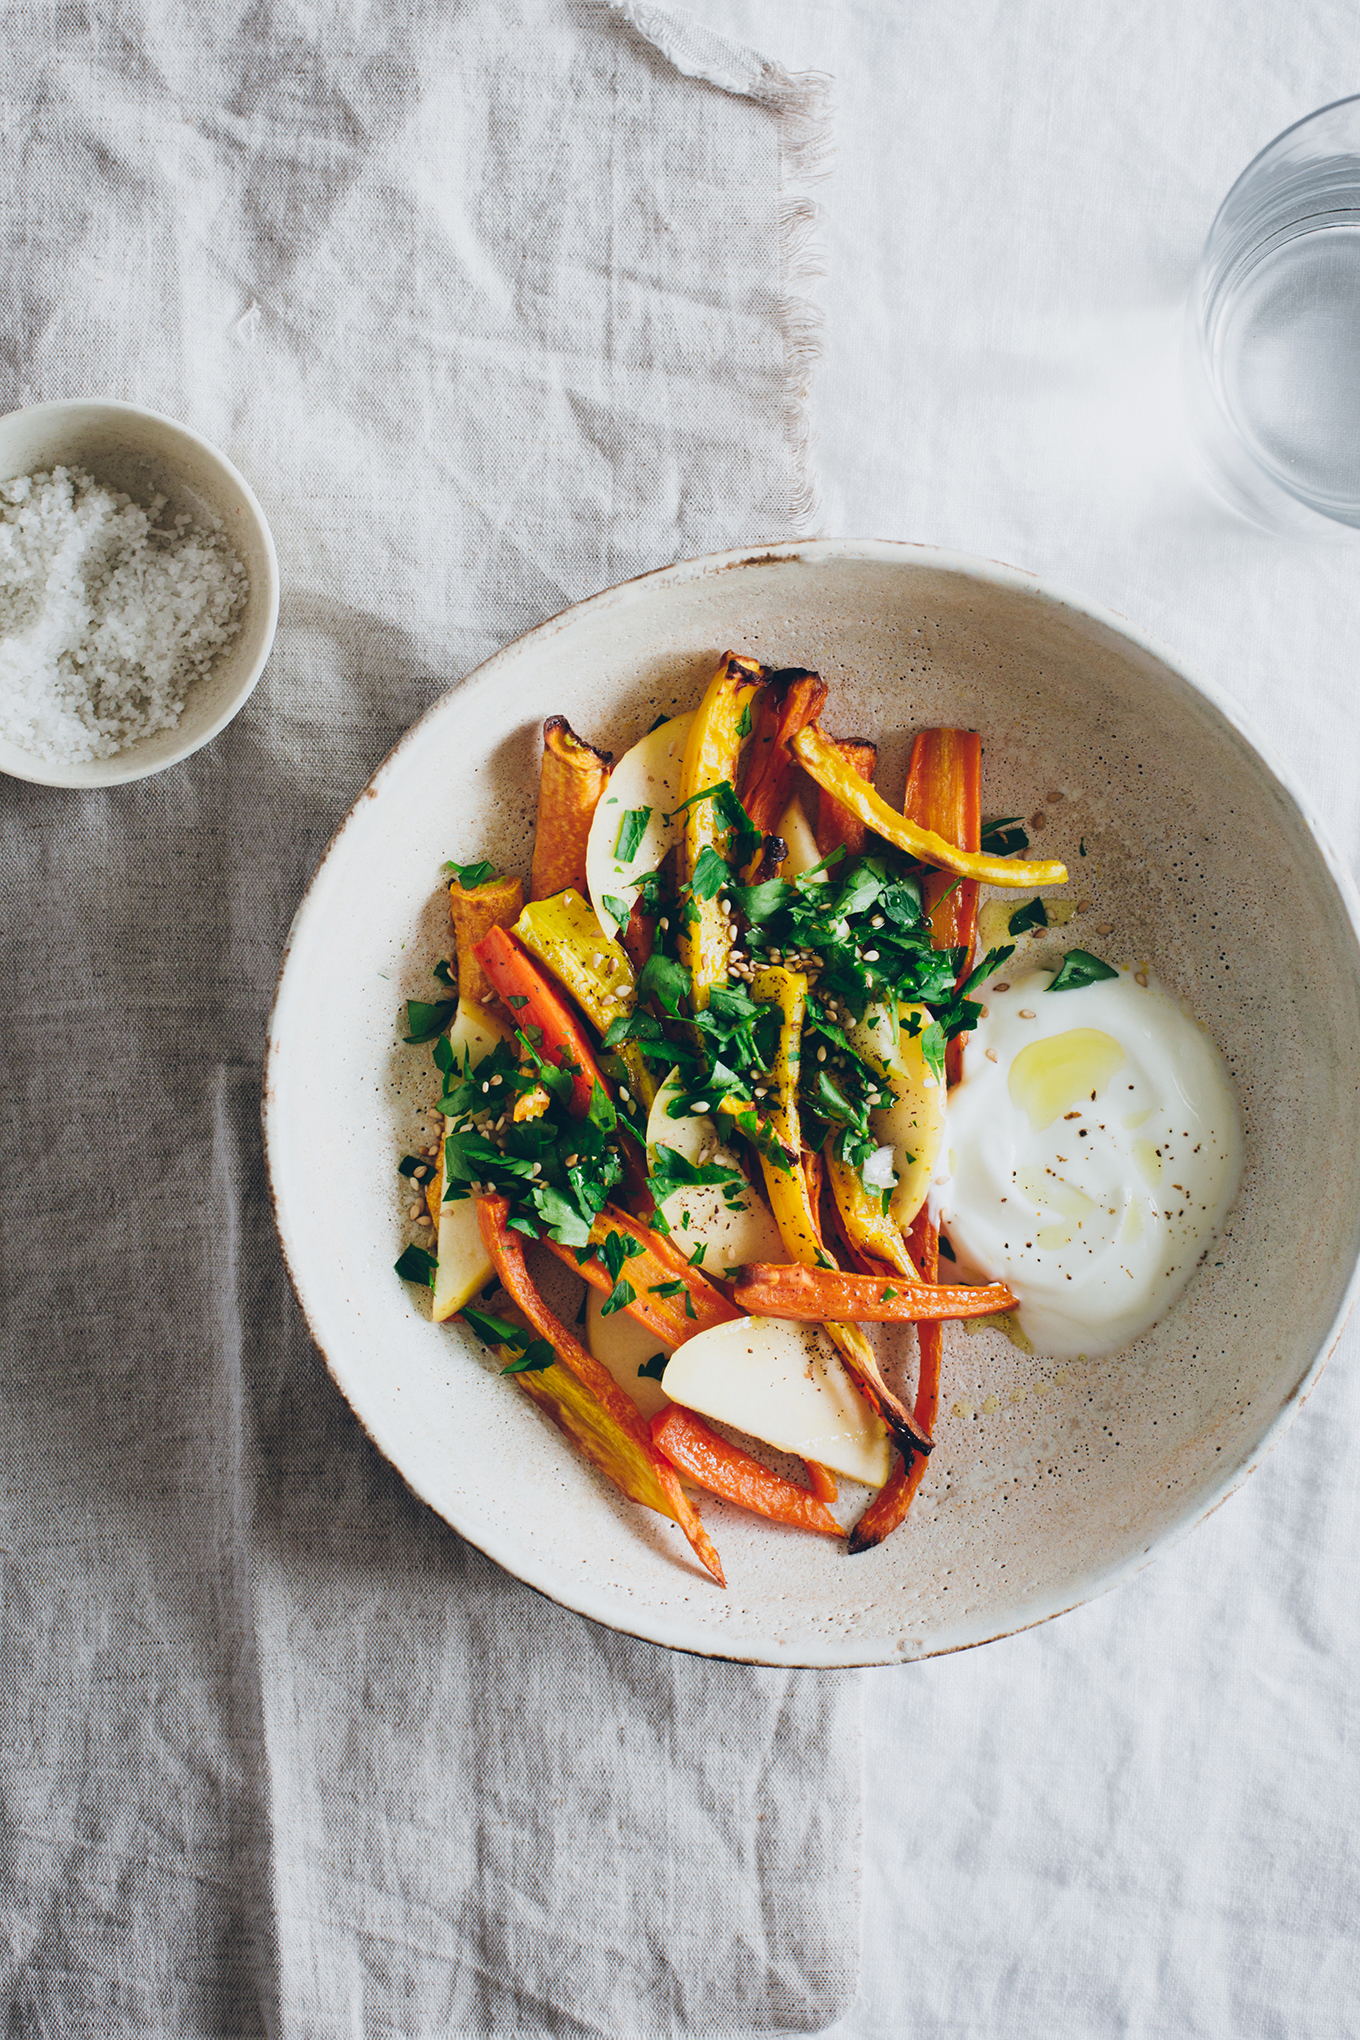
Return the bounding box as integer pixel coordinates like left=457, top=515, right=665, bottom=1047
left=0, top=399, right=279, bottom=787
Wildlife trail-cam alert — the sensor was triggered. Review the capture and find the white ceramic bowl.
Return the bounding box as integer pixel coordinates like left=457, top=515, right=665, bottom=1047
left=264, top=540, right=1360, bottom=1666
left=0, top=399, right=279, bottom=787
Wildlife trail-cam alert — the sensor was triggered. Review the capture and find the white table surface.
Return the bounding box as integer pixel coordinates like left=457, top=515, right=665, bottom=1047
left=682, top=3, right=1360, bottom=2033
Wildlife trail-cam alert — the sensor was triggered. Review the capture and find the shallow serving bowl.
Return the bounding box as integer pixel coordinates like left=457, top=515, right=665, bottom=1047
left=0, top=399, right=279, bottom=788
left=264, top=540, right=1360, bottom=1666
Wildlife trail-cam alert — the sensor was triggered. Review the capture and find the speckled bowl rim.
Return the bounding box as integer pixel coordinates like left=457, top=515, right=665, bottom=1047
left=262, top=537, right=1360, bottom=1666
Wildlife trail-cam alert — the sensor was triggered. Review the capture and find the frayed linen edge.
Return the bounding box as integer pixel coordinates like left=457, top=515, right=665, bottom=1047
left=611, top=0, right=833, bottom=539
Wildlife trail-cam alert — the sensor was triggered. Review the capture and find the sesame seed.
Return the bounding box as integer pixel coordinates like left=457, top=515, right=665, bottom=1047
left=1096, top=922, right=1113, bottom=935
left=416, top=1213, right=432, bottom=1227
left=864, top=949, right=879, bottom=962
left=408, top=1203, right=423, bottom=1220
left=1135, top=971, right=1148, bottom=987
left=490, top=1074, right=503, bottom=1087
left=870, top=915, right=885, bottom=929
left=691, top=1100, right=711, bottom=1113
left=565, top=1154, right=579, bottom=1167
left=816, top=1045, right=827, bottom=1062
left=619, top=1086, right=631, bottom=1101
left=986, top=1048, right=998, bottom=1062
left=979, top=1004, right=989, bottom=1019
left=993, top=981, right=1010, bottom=993
left=659, top=917, right=669, bottom=931
left=1018, top=1008, right=1036, bottom=1019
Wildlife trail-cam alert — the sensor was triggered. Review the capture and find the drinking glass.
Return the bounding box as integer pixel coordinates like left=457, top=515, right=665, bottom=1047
left=1185, top=95, right=1360, bottom=537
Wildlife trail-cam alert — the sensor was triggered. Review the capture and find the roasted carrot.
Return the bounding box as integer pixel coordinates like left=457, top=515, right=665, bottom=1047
left=476, top=1197, right=725, bottom=1584
left=738, top=669, right=828, bottom=867
left=814, top=737, right=878, bottom=860
left=804, top=1460, right=839, bottom=1505
left=791, top=724, right=1067, bottom=888
left=450, top=873, right=525, bottom=1008
left=651, top=1408, right=841, bottom=1536
left=848, top=1209, right=941, bottom=1553
left=733, top=1263, right=1016, bottom=1322
left=904, top=728, right=982, bottom=1086
left=474, top=926, right=611, bottom=1117
left=541, top=1203, right=741, bottom=1346
left=529, top=716, right=612, bottom=901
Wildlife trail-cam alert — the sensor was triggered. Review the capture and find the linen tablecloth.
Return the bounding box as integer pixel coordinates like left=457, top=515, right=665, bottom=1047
left=0, top=5, right=861, bottom=2033
left=687, top=2, right=1360, bottom=2034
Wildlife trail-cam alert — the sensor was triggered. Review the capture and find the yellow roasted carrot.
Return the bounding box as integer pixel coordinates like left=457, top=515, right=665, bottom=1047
left=514, top=887, right=656, bottom=1109
left=792, top=724, right=1068, bottom=889
left=475, top=1196, right=725, bottom=1584
left=450, top=872, right=525, bottom=1007
left=824, top=1147, right=923, bottom=1283
left=529, top=716, right=612, bottom=901
left=677, top=653, right=764, bottom=1006
left=744, top=964, right=931, bottom=1459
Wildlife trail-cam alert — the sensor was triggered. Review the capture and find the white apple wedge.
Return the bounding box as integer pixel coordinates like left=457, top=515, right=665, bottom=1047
left=584, top=711, right=694, bottom=939
left=585, top=1287, right=673, bottom=1420
left=644, top=1066, right=786, bottom=1274
left=661, top=1316, right=892, bottom=1488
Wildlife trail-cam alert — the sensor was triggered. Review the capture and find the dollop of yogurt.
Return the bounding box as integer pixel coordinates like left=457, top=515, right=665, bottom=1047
left=936, top=967, right=1242, bottom=1358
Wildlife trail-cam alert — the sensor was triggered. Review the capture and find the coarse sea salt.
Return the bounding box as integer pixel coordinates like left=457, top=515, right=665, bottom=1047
left=0, top=465, right=248, bottom=764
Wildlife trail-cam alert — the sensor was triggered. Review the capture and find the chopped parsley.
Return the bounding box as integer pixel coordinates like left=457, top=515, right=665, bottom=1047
left=614, top=807, right=652, bottom=863
left=403, top=997, right=458, bottom=1043
left=394, top=1244, right=436, bottom=1287
left=1007, top=896, right=1048, bottom=936
left=444, top=858, right=498, bottom=890
left=1048, top=949, right=1119, bottom=991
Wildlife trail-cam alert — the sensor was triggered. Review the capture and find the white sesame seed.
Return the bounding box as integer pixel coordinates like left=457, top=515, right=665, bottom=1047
left=1018, top=1008, right=1036, bottom=1019
left=619, top=1086, right=631, bottom=1101
left=416, top=1213, right=432, bottom=1227
left=864, top=949, right=879, bottom=962
left=659, top=917, right=670, bottom=931
left=490, top=1074, right=503, bottom=1087
left=1096, top=922, right=1113, bottom=935
left=408, top=1203, right=423, bottom=1220
left=691, top=1100, right=711, bottom=1113
left=1135, top=971, right=1148, bottom=987
left=986, top=1048, right=998, bottom=1062
left=565, top=1154, right=579, bottom=1167
left=816, top=1046, right=827, bottom=1063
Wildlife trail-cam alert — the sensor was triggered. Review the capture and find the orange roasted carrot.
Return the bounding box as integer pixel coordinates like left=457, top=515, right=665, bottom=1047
left=848, top=1209, right=943, bottom=1552
left=738, top=669, right=828, bottom=842
left=541, top=1203, right=740, bottom=1346
left=651, top=1408, right=841, bottom=1536
left=733, top=1263, right=1015, bottom=1321
left=903, top=729, right=981, bottom=1087
left=804, top=1460, right=839, bottom=1504
left=474, top=926, right=610, bottom=1117
left=529, top=717, right=612, bottom=901
left=814, top=737, right=878, bottom=861
left=476, top=1196, right=725, bottom=1584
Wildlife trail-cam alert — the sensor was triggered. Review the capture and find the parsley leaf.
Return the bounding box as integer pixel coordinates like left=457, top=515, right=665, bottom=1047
left=979, top=818, right=1029, bottom=857
left=601, top=894, right=635, bottom=928
left=648, top=1144, right=745, bottom=1210
left=637, top=1352, right=669, bottom=1381
left=500, top=1340, right=556, bottom=1375
left=600, top=1278, right=636, bottom=1317
left=1008, top=896, right=1048, bottom=935
left=690, top=844, right=729, bottom=899
left=637, top=951, right=692, bottom=1017
left=1048, top=949, right=1119, bottom=991
left=433, top=958, right=456, bottom=985
left=444, top=858, right=498, bottom=890
left=394, top=1244, right=436, bottom=1287
left=615, top=807, right=652, bottom=862
left=403, top=998, right=458, bottom=1043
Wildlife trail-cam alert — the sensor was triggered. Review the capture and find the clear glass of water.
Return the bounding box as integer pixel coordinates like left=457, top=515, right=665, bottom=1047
left=1185, top=94, right=1360, bottom=537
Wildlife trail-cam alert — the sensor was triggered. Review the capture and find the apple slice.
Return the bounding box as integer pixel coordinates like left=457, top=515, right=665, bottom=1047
left=661, top=1316, right=891, bottom=1488
left=584, top=712, right=694, bottom=939
left=644, top=1066, right=786, bottom=1276
left=431, top=997, right=510, bottom=1322
left=775, top=795, right=825, bottom=879
left=585, top=1286, right=673, bottom=1420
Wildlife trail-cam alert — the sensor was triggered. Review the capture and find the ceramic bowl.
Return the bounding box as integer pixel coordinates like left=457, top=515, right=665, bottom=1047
left=264, top=540, right=1360, bottom=1666
left=0, top=399, right=279, bottom=787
